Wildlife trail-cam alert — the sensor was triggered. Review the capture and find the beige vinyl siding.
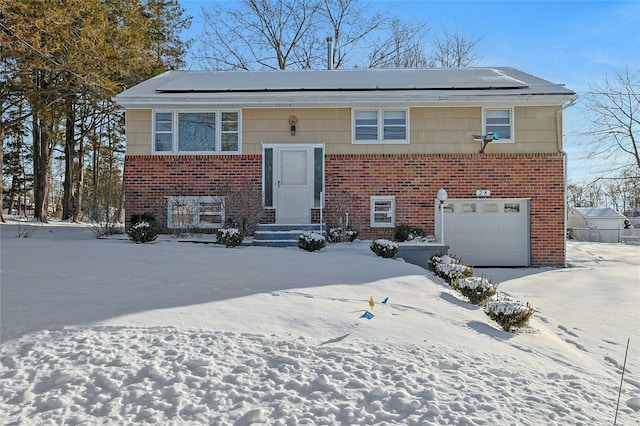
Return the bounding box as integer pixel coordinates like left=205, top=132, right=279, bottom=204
left=125, top=105, right=562, bottom=156
left=242, top=108, right=350, bottom=155
left=125, top=109, right=152, bottom=155
left=510, top=106, right=560, bottom=153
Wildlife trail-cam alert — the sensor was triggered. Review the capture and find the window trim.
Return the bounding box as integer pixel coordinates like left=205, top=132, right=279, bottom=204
left=153, top=109, right=242, bottom=154
left=167, top=196, right=225, bottom=229
left=482, top=107, right=514, bottom=143
left=370, top=196, right=396, bottom=228
left=352, top=108, right=409, bottom=144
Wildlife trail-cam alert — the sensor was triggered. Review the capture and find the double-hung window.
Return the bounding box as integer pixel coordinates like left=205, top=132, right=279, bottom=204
left=483, top=108, right=513, bottom=142
left=154, top=110, right=241, bottom=154
left=353, top=109, right=408, bottom=143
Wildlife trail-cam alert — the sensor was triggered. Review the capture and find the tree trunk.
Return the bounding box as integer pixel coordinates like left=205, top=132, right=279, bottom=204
left=33, top=114, right=54, bottom=222
left=73, top=135, right=85, bottom=223
left=0, top=121, right=5, bottom=223
left=62, top=100, right=76, bottom=220
left=92, top=138, right=99, bottom=221
left=7, top=174, right=18, bottom=216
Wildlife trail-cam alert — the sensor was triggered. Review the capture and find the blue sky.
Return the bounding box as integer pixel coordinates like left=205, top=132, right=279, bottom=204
left=178, top=0, right=640, bottom=182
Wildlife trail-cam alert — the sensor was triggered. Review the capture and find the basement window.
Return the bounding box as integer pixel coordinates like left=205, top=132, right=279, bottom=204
left=371, top=196, right=396, bottom=227
left=167, top=196, right=224, bottom=228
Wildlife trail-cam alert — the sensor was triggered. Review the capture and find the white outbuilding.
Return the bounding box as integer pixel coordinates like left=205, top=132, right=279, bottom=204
left=568, top=207, right=629, bottom=243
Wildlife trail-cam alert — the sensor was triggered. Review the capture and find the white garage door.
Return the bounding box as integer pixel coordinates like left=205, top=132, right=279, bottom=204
left=435, top=199, right=530, bottom=267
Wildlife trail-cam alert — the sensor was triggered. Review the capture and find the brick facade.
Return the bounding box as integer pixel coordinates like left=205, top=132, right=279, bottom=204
left=125, top=152, right=565, bottom=267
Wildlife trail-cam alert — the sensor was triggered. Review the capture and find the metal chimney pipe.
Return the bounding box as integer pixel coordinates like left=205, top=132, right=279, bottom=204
left=326, top=37, right=333, bottom=70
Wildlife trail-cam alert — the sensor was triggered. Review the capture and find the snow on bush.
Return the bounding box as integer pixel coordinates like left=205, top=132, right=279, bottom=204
left=217, top=228, right=243, bottom=248
left=298, top=232, right=326, bottom=252
left=127, top=215, right=159, bottom=244
left=485, top=297, right=534, bottom=332
left=370, top=239, right=398, bottom=258
left=327, top=227, right=359, bottom=243
left=453, top=276, right=498, bottom=306
left=428, top=254, right=473, bottom=285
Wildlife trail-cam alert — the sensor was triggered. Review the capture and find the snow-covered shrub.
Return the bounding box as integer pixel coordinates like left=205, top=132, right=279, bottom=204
left=127, top=214, right=159, bottom=244
left=428, top=254, right=473, bottom=285
left=485, top=297, right=534, bottom=332
left=453, top=276, right=498, bottom=306
left=327, top=226, right=359, bottom=243
left=394, top=224, right=425, bottom=242
left=298, top=232, right=326, bottom=252
left=370, top=239, right=398, bottom=258
left=217, top=228, right=243, bottom=248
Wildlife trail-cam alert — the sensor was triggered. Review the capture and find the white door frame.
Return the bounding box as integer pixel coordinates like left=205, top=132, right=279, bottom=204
left=263, top=144, right=324, bottom=224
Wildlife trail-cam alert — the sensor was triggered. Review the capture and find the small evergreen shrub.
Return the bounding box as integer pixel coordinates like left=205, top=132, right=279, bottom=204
left=327, top=226, right=359, bottom=243
left=217, top=228, right=243, bottom=247
left=298, top=232, right=326, bottom=252
left=453, top=276, right=498, bottom=306
left=131, top=213, right=157, bottom=225
left=428, top=254, right=474, bottom=285
left=485, top=297, right=534, bottom=332
left=127, top=214, right=159, bottom=244
left=394, top=224, right=425, bottom=242
left=370, top=239, right=398, bottom=258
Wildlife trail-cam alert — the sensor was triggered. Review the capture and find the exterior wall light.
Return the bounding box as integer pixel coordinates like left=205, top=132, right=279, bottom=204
left=289, top=115, right=297, bottom=136
left=473, top=132, right=499, bottom=153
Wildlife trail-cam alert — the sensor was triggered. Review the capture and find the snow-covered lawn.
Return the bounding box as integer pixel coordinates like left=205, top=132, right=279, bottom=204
left=0, top=221, right=638, bottom=425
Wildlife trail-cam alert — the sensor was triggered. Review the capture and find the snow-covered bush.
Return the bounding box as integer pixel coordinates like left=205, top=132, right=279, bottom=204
left=428, top=254, right=473, bottom=285
left=327, top=226, right=359, bottom=243
left=127, top=214, right=159, bottom=244
left=453, top=276, right=498, bottom=306
left=370, top=239, right=398, bottom=258
left=394, top=224, right=425, bottom=242
left=217, top=228, right=243, bottom=248
left=298, top=232, right=326, bottom=252
left=485, top=297, right=534, bottom=332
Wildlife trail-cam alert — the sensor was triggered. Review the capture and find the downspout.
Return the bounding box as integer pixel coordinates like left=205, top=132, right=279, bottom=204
left=558, top=97, right=577, bottom=267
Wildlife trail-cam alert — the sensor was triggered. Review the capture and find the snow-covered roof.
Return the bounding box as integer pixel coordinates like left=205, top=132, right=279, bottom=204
left=571, top=207, right=627, bottom=219
left=114, top=67, right=576, bottom=109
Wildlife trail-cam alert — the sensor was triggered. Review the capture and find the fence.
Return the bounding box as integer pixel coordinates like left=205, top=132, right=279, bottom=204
left=569, top=228, right=640, bottom=244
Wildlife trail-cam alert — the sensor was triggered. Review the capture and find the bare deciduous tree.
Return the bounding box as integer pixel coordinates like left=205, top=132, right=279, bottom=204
left=197, top=0, right=321, bottom=70
left=366, top=18, right=428, bottom=68
left=427, top=28, right=483, bottom=68
left=195, top=0, right=406, bottom=70
left=582, top=68, right=640, bottom=175
left=321, top=0, right=385, bottom=69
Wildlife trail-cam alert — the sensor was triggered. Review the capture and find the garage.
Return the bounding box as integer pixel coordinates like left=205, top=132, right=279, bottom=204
left=435, top=198, right=530, bottom=267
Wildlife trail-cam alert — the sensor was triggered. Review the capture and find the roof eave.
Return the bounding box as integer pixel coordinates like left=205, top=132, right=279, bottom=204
left=113, top=92, right=577, bottom=110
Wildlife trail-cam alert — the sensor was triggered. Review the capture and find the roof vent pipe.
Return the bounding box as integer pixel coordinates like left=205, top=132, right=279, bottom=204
left=326, top=37, right=333, bottom=70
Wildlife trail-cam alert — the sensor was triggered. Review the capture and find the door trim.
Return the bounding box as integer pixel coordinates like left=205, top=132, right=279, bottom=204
left=262, top=143, right=324, bottom=224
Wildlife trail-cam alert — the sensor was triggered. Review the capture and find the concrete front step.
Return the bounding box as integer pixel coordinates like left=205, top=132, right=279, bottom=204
left=252, top=223, right=326, bottom=247
left=252, top=239, right=300, bottom=247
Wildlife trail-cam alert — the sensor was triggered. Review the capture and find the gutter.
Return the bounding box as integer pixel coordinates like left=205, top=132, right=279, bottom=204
left=558, top=97, right=578, bottom=268
left=113, top=93, right=577, bottom=110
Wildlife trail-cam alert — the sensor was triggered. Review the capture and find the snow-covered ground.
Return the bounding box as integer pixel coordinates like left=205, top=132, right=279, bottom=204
left=0, top=220, right=638, bottom=425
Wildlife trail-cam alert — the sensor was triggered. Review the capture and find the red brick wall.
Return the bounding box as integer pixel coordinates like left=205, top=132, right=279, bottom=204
left=124, top=155, right=265, bottom=231
left=323, top=153, right=565, bottom=267
left=125, top=153, right=565, bottom=267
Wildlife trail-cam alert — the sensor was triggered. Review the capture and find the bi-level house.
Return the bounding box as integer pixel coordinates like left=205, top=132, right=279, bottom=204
left=114, top=67, right=576, bottom=267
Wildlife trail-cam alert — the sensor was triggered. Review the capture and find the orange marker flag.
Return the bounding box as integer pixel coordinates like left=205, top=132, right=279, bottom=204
left=369, top=296, right=375, bottom=310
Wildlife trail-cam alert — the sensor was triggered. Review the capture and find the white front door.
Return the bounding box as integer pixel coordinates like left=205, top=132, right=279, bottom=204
left=276, top=147, right=312, bottom=223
